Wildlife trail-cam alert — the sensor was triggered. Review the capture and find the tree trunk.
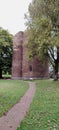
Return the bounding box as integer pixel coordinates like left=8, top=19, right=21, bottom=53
left=54, top=60, right=58, bottom=81
left=0, top=68, right=2, bottom=79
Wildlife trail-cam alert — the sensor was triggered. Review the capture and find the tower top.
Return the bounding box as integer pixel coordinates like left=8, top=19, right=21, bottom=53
left=13, top=31, right=24, bottom=47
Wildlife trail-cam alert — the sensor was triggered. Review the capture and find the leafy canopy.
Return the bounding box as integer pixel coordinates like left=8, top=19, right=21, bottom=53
left=0, top=27, right=13, bottom=75
left=26, top=0, right=59, bottom=61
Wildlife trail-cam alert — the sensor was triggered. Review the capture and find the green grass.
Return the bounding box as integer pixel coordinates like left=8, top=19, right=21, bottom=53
left=0, top=80, right=28, bottom=117
left=2, top=74, right=11, bottom=78
left=17, top=80, right=59, bottom=130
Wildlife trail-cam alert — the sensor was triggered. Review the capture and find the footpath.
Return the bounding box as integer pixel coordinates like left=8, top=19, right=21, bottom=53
left=0, top=82, right=36, bottom=130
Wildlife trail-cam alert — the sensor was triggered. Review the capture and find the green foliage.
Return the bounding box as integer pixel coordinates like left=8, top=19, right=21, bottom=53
left=0, top=27, right=13, bottom=76
left=0, top=80, right=28, bottom=116
left=17, top=80, right=59, bottom=130
left=26, top=0, right=59, bottom=80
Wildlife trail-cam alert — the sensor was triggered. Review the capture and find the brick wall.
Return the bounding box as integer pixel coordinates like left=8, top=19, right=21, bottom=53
left=12, top=31, right=49, bottom=79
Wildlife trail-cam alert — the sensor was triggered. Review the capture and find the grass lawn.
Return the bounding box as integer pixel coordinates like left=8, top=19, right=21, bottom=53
left=0, top=80, right=28, bottom=117
left=2, top=74, right=11, bottom=78
left=17, top=80, right=59, bottom=130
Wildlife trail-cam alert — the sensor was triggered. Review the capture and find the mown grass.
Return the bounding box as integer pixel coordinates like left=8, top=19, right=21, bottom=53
left=17, top=80, right=59, bottom=130
left=0, top=80, right=28, bottom=117
left=2, top=74, right=11, bottom=78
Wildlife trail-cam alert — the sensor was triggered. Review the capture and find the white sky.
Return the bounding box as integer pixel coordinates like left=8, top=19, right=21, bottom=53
left=0, top=0, right=32, bottom=35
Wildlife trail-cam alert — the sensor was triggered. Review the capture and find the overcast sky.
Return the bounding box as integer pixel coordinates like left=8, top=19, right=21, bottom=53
left=0, top=0, right=32, bottom=35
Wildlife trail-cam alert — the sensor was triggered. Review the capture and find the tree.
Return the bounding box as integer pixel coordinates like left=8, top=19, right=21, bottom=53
left=26, top=0, right=59, bottom=80
left=0, top=27, right=13, bottom=78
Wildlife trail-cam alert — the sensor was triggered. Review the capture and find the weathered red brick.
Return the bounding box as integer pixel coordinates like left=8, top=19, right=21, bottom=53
left=12, top=31, right=49, bottom=79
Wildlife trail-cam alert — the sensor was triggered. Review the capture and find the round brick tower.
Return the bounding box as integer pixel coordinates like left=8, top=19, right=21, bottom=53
left=12, top=31, right=24, bottom=79
left=12, top=31, right=49, bottom=79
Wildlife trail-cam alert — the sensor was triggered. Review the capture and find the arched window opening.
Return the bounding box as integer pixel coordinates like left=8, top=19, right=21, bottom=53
left=29, top=65, right=32, bottom=71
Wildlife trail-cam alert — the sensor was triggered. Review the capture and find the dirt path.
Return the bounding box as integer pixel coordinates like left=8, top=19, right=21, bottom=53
left=0, top=82, right=36, bottom=130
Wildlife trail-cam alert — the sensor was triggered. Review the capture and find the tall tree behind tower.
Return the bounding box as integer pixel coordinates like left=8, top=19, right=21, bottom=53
left=25, top=0, right=59, bottom=80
